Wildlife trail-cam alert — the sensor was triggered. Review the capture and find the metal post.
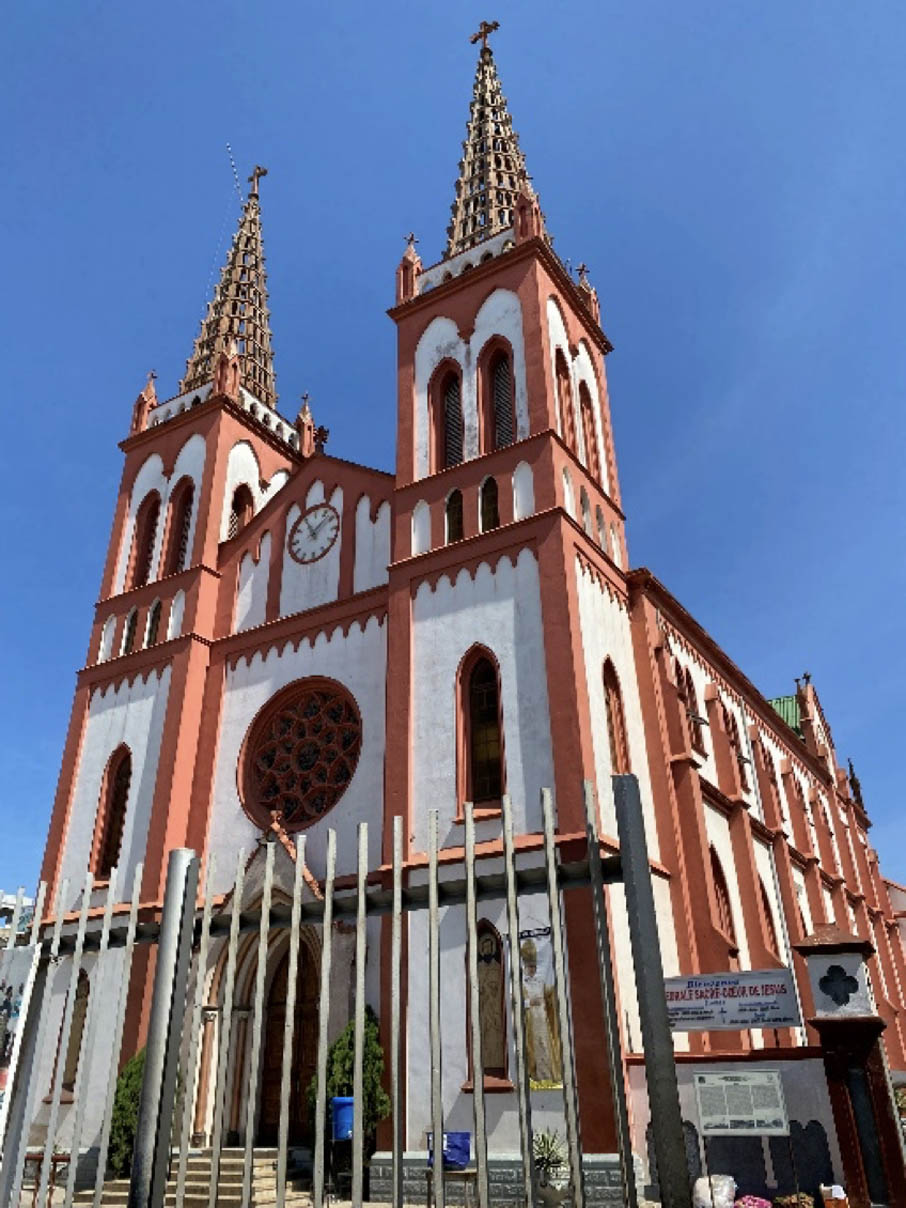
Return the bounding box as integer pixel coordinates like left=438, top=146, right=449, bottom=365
left=313, top=830, right=337, bottom=1208
left=352, top=822, right=369, bottom=1207
left=464, top=803, right=489, bottom=1208
left=128, top=849, right=199, bottom=1208
left=613, top=775, right=691, bottom=1208
left=390, top=816, right=404, bottom=1208
left=428, top=809, right=445, bottom=1208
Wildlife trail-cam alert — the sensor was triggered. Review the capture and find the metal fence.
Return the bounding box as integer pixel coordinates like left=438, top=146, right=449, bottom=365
left=0, top=778, right=692, bottom=1208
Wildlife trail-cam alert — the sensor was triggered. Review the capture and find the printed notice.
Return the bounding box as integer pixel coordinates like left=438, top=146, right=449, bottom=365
left=693, top=1069, right=789, bottom=1136
left=664, top=968, right=800, bottom=1031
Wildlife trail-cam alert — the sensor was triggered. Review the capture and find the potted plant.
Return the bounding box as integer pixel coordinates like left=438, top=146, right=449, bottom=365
left=773, top=1195, right=814, bottom=1208
left=532, top=1129, right=571, bottom=1205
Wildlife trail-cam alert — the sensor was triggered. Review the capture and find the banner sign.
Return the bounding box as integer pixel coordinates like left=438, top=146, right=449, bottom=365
left=664, top=968, right=800, bottom=1031
left=694, top=1069, right=789, bottom=1136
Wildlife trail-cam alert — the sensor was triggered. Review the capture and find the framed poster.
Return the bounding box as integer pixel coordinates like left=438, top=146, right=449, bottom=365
left=693, top=1069, right=789, bottom=1137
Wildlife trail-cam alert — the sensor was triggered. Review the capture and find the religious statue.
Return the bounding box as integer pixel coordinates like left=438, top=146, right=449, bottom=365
left=520, top=937, right=563, bottom=1086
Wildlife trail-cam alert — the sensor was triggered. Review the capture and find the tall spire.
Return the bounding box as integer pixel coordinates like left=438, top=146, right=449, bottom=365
left=445, top=23, right=536, bottom=260
left=181, top=166, right=277, bottom=409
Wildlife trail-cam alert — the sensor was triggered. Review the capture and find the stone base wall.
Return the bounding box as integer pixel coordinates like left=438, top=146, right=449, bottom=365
left=369, top=1151, right=643, bottom=1205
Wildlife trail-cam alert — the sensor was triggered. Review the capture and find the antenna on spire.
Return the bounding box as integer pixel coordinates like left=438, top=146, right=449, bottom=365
left=226, top=143, right=243, bottom=200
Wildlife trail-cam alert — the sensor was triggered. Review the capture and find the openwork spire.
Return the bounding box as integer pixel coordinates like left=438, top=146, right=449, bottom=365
left=445, top=24, right=534, bottom=259
left=181, top=166, right=277, bottom=408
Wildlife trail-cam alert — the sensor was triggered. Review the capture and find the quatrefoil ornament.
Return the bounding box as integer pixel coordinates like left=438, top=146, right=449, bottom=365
left=818, top=963, right=860, bottom=1007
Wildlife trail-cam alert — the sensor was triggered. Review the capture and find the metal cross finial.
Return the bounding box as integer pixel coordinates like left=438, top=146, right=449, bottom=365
left=247, top=165, right=268, bottom=197
left=405, top=231, right=419, bottom=248
left=470, top=20, right=500, bottom=50
left=802, top=670, right=812, bottom=685
left=577, top=262, right=590, bottom=285
left=301, top=391, right=310, bottom=406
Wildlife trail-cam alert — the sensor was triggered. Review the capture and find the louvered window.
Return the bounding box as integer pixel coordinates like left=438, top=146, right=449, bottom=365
left=468, top=657, right=503, bottom=802
left=145, top=600, right=161, bottom=647
left=446, top=490, right=464, bottom=543
left=122, top=609, right=138, bottom=655
left=131, top=494, right=160, bottom=589
left=96, top=748, right=131, bottom=880
left=490, top=351, right=514, bottom=449
left=480, top=478, right=499, bottom=532
left=443, top=374, right=464, bottom=468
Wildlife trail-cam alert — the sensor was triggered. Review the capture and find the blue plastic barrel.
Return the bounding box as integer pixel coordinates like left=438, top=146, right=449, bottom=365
left=331, top=1096, right=354, bottom=1141
left=426, top=1131, right=471, bottom=1169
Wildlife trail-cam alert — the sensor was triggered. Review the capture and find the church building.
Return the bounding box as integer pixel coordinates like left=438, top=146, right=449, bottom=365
left=25, top=27, right=906, bottom=1204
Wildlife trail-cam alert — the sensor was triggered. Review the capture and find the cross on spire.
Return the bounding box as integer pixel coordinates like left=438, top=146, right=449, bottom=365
left=247, top=165, right=268, bottom=197
left=405, top=231, right=419, bottom=248
left=470, top=20, right=499, bottom=50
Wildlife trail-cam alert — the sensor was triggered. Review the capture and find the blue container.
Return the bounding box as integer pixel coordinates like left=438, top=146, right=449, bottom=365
left=426, top=1131, right=471, bottom=1169
left=331, top=1096, right=354, bottom=1141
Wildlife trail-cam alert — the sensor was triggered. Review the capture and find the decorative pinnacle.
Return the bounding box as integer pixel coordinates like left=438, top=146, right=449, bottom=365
left=444, top=23, right=537, bottom=259
left=180, top=167, right=277, bottom=409
left=470, top=20, right=499, bottom=50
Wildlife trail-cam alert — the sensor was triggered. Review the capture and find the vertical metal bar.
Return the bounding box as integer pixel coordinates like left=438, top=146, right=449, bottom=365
left=64, top=868, right=121, bottom=1208
left=351, top=822, right=369, bottom=1208
left=5, top=886, right=25, bottom=948
left=583, top=780, right=638, bottom=1208
left=241, top=840, right=275, bottom=1208
left=613, top=774, right=692, bottom=1208
left=93, top=864, right=144, bottom=1208
left=28, top=881, right=49, bottom=947
left=428, top=809, right=445, bottom=1208
left=541, top=789, right=584, bottom=1206
left=313, top=830, right=337, bottom=1208
left=6, top=879, right=59, bottom=1208
left=38, top=867, right=95, bottom=1208
left=175, top=856, right=217, bottom=1208
left=501, top=794, right=534, bottom=1208
left=129, top=849, right=199, bottom=1208
left=390, top=815, right=404, bottom=1208
left=276, top=837, right=306, bottom=1208
left=0, top=882, right=46, bottom=1158
left=464, top=803, right=489, bottom=1208
left=207, top=849, right=247, bottom=1208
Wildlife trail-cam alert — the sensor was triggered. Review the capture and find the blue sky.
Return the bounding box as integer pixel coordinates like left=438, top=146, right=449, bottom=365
left=2, top=1, right=904, bottom=892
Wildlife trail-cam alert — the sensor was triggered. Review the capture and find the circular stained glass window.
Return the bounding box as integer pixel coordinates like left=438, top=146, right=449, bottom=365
left=240, top=678, right=362, bottom=831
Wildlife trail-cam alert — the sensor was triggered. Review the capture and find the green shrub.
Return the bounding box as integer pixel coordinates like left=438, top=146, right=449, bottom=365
left=307, top=1005, right=391, bottom=1142
left=109, top=1048, right=145, bottom=1178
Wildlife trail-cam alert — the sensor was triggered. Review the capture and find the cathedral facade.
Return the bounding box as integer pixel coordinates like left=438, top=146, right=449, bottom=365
left=28, top=33, right=906, bottom=1202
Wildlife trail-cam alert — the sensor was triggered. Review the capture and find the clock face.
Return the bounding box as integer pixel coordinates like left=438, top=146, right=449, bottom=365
left=287, top=503, right=340, bottom=564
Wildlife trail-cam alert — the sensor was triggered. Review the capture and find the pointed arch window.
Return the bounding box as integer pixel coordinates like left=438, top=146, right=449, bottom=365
left=580, top=487, right=592, bottom=536
left=480, top=477, right=499, bottom=532
left=595, top=505, right=607, bottom=553
left=145, top=600, right=161, bottom=648
left=130, top=492, right=161, bottom=589
left=93, top=747, right=131, bottom=881
left=431, top=367, right=464, bottom=471
left=578, top=382, right=600, bottom=481
left=759, top=877, right=781, bottom=956
left=61, top=969, right=90, bottom=1093
left=555, top=350, right=577, bottom=455
left=165, top=479, right=195, bottom=575
left=710, top=846, right=738, bottom=952
left=486, top=347, right=515, bottom=451
left=684, top=668, right=706, bottom=753
left=460, top=650, right=505, bottom=805
left=446, top=489, right=464, bottom=543
left=469, top=921, right=508, bottom=1079
left=723, top=702, right=750, bottom=790
left=228, top=484, right=254, bottom=539
left=603, top=659, right=630, bottom=774
left=121, top=609, right=138, bottom=655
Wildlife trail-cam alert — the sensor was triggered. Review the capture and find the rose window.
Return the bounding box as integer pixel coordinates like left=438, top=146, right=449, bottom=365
left=240, top=678, right=362, bottom=830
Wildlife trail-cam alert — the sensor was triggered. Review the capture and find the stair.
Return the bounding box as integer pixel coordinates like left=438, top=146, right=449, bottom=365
left=73, top=1149, right=312, bottom=1208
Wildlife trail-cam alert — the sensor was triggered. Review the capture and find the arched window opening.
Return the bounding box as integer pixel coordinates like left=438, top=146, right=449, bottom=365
left=122, top=609, right=138, bottom=655
left=165, top=480, right=195, bottom=575
left=432, top=368, right=464, bottom=471
left=685, top=669, right=706, bottom=753
left=446, top=490, right=464, bottom=543
left=228, top=483, right=254, bottom=539
left=578, top=382, right=600, bottom=481
left=94, top=747, right=131, bottom=881
left=469, top=921, right=507, bottom=1079
left=723, top=702, right=750, bottom=790
left=759, top=877, right=781, bottom=955
left=489, top=349, right=514, bottom=450
left=561, top=468, right=575, bottom=519
left=610, top=524, right=622, bottom=569
left=130, top=492, right=161, bottom=589
left=145, top=600, right=161, bottom=648
left=480, top=477, right=500, bottom=532
left=555, top=350, right=577, bottom=454
left=603, top=659, right=630, bottom=774
left=710, top=846, right=737, bottom=946
left=61, top=969, right=90, bottom=1093
left=463, top=653, right=504, bottom=804
left=595, top=506, right=607, bottom=552
left=580, top=487, right=592, bottom=536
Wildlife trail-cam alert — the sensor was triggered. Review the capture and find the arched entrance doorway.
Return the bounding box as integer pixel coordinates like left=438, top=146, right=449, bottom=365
left=257, top=939, right=319, bottom=1144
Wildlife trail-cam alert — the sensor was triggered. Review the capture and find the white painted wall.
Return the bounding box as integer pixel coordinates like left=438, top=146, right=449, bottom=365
left=575, top=560, right=659, bottom=855
left=410, top=549, right=554, bottom=850
left=353, top=497, right=390, bottom=592
left=59, top=668, right=172, bottom=910
left=207, top=615, right=387, bottom=889
left=220, top=441, right=263, bottom=542
left=411, top=500, right=431, bottom=556
left=413, top=289, right=530, bottom=480
left=512, top=461, right=534, bottom=520
left=235, top=531, right=271, bottom=632
left=279, top=482, right=343, bottom=617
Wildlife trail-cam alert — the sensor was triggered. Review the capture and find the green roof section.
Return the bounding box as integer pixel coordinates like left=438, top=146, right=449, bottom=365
left=769, top=695, right=803, bottom=738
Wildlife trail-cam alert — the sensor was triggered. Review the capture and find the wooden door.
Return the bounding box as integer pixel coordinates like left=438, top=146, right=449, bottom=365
left=257, top=942, right=319, bottom=1144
